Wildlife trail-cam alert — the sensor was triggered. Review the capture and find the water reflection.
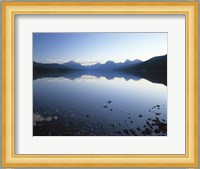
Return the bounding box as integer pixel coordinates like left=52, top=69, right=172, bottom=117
left=33, top=70, right=167, bottom=86
left=33, top=71, right=167, bottom=136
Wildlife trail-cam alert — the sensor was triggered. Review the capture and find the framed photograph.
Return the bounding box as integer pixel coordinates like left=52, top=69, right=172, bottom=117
left=2, top=1, right=198, bottom=167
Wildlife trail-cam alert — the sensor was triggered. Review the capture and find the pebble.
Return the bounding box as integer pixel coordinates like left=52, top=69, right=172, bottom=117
left=110, top=123, right=116, bottom=127
left=123, top=129, right=130, bottom=135
left=154, top=129, right=161, bottom=133
left=130, top=129, right=135, bottom=135
left=145, top=128, right=152, bottom=135
left=137, top=127, right=141, bottom=131
left=116, top=131, right=122, bottom=134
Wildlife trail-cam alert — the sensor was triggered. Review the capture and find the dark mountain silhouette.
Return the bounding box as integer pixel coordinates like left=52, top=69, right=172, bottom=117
left=33, top=58, right=143, bottom=71
left=62, top=61, right=85, bottom=70
left=33, top=55, right=166, bottom=71
left=33, top=61, right=65, bottom=70
left=86, top=59, right=142, bottom=70
left=33, top=61, right=79, bottom=73
left=118, top=54, right=167, bottom=85
left=121, top=54, right=167, bottom=71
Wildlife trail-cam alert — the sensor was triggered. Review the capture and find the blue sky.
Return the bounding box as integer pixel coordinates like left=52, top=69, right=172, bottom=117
left=33, top=33, right=167, bottom=65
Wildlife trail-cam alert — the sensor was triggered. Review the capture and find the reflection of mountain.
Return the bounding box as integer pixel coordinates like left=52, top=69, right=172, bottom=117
left=33, top=54, right=167, bottom=86
left=33, top=70, right=167, bottom=86
left=33, top=71, right=141, bottom=81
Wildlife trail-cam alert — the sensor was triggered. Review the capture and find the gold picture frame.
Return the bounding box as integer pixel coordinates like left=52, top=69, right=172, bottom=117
left=2, top=1, right=198, bottom=167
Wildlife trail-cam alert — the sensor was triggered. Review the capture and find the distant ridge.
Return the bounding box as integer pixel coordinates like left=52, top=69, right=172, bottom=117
left=33, top=54, right=167, bottom=72
left=123, top=54, right=167, bottom=71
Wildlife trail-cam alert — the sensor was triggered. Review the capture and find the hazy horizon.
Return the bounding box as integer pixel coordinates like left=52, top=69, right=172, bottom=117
left=33, top=32, right=167, bottom=65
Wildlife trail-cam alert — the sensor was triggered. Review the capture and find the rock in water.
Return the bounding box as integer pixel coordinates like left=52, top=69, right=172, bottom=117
left=123, top=129, right=130, bottom=135
left=154, top=129, right=161, bottom=133
left=116, top=131, right=122, bottom=134
left=130, top=129, right=135, bottom=135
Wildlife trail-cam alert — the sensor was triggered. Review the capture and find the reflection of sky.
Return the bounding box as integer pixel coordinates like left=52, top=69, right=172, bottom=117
left=33, top=76, right=167, bottom=127
left=33, top=33, right=167, bottom=65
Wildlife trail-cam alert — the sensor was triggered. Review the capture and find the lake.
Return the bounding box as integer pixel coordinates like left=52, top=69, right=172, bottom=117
left=33, top=71, right=167, bottom=136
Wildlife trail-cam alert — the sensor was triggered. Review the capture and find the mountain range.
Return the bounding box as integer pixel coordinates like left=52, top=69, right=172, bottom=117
left=33, top=54, right=167, bottom=72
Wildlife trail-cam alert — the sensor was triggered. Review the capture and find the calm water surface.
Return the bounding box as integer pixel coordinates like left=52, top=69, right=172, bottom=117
left=33, top=72, right=167, bottom=136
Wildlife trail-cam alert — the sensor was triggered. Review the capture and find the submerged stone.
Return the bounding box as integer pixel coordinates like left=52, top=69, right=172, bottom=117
left=110, top=123, right=116, bottom=127
left=116, top=131, right=122, bottom=134
left=154, top=129, right=161, bottom=133
left=123, top=129, right=130, bottom=135
left=130, top=129, right=135, bottom=135
left=145, top=128, right=152, bottom=135
left=137, top=127, right=141, bottom=131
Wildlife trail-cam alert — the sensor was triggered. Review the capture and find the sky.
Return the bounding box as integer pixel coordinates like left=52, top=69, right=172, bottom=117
left=33, top=32, right=167, bottom=66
